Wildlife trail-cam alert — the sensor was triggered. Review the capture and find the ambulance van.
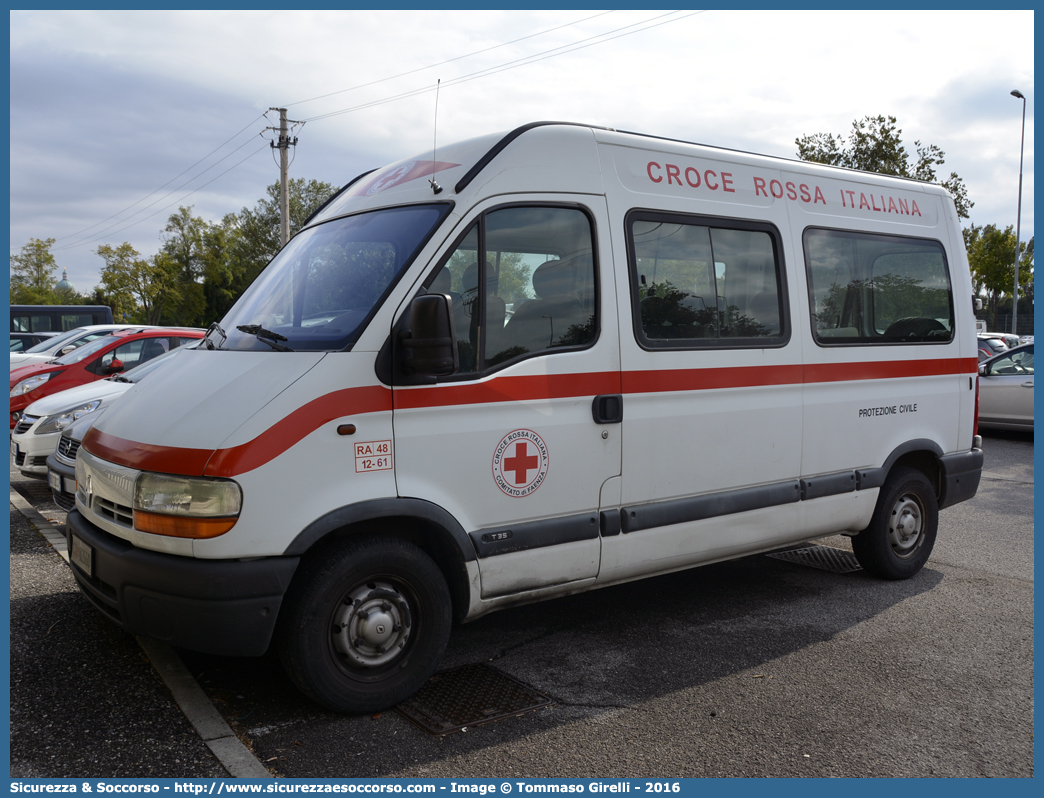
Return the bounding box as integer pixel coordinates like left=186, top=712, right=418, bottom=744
left=67, top=122, right=984, bottom=712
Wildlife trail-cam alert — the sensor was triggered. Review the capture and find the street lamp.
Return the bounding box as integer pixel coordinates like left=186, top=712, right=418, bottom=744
left=1010, top=89, right=1026, bottom=336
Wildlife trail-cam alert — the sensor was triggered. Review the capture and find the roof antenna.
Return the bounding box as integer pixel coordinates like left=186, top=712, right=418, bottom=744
left=429, top=79, right=443, bottom=195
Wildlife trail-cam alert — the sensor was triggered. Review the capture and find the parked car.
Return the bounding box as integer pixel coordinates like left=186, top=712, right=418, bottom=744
left=10, top=324, right=141, bottom=370
left=978, top=343, right=1034, bottom=431
left=10, top=332, right=59, bottom=351
left=981, top=331, right=1021, bottom=349
left=10, top=346, right=189, bottom=478
left=9, top=327, right=204, bottom=429
left=46, top=407, right=107, bottom=512
left=977, top=335, right=1008, bottom=362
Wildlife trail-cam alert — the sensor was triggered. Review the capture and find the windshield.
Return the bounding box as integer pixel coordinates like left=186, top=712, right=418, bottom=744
left=216, top=203, right=451, bottom=352
left=55, top=333, right=121, bottom=365
left=23, top=327, right=88, bottom=354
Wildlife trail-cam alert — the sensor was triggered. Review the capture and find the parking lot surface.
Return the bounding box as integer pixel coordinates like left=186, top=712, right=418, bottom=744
left=9, top=430, right=1034, bottom=778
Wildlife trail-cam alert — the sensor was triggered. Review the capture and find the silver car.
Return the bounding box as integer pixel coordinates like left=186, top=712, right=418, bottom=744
left=978, top=343, right=1034, bottom=431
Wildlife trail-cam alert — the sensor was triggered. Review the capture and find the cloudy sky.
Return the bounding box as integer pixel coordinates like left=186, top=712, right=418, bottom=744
left=9, top=9, right=1035, bottom=295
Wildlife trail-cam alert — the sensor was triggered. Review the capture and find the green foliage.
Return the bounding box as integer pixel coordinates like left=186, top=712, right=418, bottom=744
left=964, top=224, right=1034, bottom=328
left=10, top=238, right=60, bottom=304
left=796, top=115, right=973, bottom=219
left=227, top=178, right=339, bottom=294
left=96, top=242, right=182, bottom=325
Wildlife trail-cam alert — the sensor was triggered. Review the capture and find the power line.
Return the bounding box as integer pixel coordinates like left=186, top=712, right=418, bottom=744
left=34, top=11, right=705, bottom=255
left=281, top=10, right=616, bottom=109
left=54, top=143, right=270, bottom=252
left=300, top=11, right=702, bottom=123
left=52, top=114, right=267, bottom=246
left=33, top=14, right=620, bottom=255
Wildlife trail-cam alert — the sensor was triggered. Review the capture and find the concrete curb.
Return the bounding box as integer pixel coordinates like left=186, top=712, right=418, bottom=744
left=10, top=489, right=273, bottom=779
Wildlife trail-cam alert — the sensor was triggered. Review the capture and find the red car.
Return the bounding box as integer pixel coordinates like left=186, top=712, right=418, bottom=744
left=10, top=327, right=204, bottom=428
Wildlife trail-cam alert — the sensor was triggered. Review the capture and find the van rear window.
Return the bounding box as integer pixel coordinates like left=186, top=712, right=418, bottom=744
left=804, top=228, right=954, bottom=345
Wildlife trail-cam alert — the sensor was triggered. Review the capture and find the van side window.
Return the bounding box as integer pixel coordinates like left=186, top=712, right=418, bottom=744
left=426, top=205, right=597, bottom=374
left=627, top=212, right=787, bottom=348
left=804, top=228, right=954, bottom=345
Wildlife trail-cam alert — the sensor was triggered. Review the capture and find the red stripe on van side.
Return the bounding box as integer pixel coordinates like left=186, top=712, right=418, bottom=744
left=81, top=385, right=392, bottom=478
left=623, top=357, right=977, bottom=394
left=393, top=371, right=622, bottom=410
left=204, top=385, right=392, bottom=477
left=82, top=358, right=976, bottom=479
left=803, top=357, right=978, bottom=383
left=623, top=364, right=802, bottom=394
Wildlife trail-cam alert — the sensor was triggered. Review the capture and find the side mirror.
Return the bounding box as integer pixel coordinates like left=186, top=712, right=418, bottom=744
left=105, top=358, right=125, bottom=374
left=402, top=294, right=458, bottom=376
left=60, top=345, right=77, bottom=355
left=978, top=364, right=988, bottom=376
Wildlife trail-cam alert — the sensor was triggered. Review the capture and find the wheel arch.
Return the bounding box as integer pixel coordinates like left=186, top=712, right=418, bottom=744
left=861, top=438, right=944, bottom=498
left=283, top=498, right=477, bottom=622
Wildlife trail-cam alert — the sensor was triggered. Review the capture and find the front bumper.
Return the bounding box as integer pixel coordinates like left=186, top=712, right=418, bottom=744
left=11, top=432, right=56, bottom=477
left=65, top=509, right=300, bottom=656
left=45, top=452, right=77, bottom=512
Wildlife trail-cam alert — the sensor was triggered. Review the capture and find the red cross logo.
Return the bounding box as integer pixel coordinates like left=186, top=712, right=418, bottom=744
left=503, top=441, right=539, bottom=485
left=493, top=429, right=549, bottom=497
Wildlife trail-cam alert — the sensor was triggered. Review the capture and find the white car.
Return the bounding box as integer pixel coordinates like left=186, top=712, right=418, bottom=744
left=10, top=324, right=141, bottom=370
left=10, top=346, right=185, bottom=478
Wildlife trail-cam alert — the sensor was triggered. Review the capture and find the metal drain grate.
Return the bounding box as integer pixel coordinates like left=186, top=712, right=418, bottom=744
left=396, top=662, right=554, bottom=736
left=766, top=545, right=863, bottom=573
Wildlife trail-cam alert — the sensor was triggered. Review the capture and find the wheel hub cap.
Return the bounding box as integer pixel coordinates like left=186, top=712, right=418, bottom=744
left=889, top=496, right=923, bottom=555
left=332, top=581, right=412, bottom=668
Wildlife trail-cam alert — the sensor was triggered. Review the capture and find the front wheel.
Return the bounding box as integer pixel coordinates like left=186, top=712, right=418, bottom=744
left=277, top=536, right=452, bottom=713
left=852, top=466, right=938, bottom=580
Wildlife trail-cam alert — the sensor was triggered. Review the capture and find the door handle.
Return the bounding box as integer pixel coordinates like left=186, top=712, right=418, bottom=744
left=1022, top=381, right=1034, bottom=388
left=592, top=394, right=623, bottom=424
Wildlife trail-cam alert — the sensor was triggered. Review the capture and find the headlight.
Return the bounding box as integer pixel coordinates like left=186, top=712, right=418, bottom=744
left=35, top=400, right=102, bottom=435
left=133, top=473, right=242, bottom=538
left=11, top=373, right=54, bottom=397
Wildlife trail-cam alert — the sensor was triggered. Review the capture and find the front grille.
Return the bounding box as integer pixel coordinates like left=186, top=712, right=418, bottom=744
left=94, top=496, right=134, bottom=527
left=56, top=435, right=81, bottom=464
left=14, top=450, right=25, bottom=466
left=52, top=489, right=76, bottom=512
left=14, top=415, right=39, bottom=435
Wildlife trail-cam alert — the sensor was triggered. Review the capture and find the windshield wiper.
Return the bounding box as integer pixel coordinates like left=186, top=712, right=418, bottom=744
left=237, top=324, right=294, bottom=352
left=204, top=321, right=227, bottom=350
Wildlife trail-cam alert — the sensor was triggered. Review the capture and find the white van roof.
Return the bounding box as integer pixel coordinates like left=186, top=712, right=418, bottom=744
left=308, top=121, right=956, bottom=231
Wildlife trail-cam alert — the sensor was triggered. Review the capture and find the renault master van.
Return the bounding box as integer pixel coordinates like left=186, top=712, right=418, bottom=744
left=66, top=122, right=984, bottom=713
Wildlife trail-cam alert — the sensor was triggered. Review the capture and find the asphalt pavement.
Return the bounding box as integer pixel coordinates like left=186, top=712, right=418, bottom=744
left=8, top=429, right=1034, bottom=778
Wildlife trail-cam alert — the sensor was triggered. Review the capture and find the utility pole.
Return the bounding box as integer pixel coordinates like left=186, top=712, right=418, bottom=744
left=267, top=108, right=299, bottom=248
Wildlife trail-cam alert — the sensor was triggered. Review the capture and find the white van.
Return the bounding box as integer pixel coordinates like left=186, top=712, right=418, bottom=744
left=67, top=122, right=983, bottom=713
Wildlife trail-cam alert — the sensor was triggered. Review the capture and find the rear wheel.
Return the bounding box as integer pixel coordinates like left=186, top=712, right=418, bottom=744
left=852, top=466, right=938, bottom=579
left=278, top=536, right=452, bottom=713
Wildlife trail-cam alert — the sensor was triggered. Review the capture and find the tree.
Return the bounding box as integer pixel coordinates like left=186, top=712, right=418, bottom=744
left=963, top=224, right=1034, bottom=328
left=796, top=115, right=972, bottom=219
left=10, top=237, right=60, bottom=304
left=227, top=178, right=339, bottom=294
left=96, top=242, right=182, bottom=324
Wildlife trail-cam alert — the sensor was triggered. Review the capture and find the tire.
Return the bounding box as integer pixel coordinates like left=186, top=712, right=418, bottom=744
left=277, top=536, right=452, bottom=713
left=852, top=466, right=938, bottom=580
